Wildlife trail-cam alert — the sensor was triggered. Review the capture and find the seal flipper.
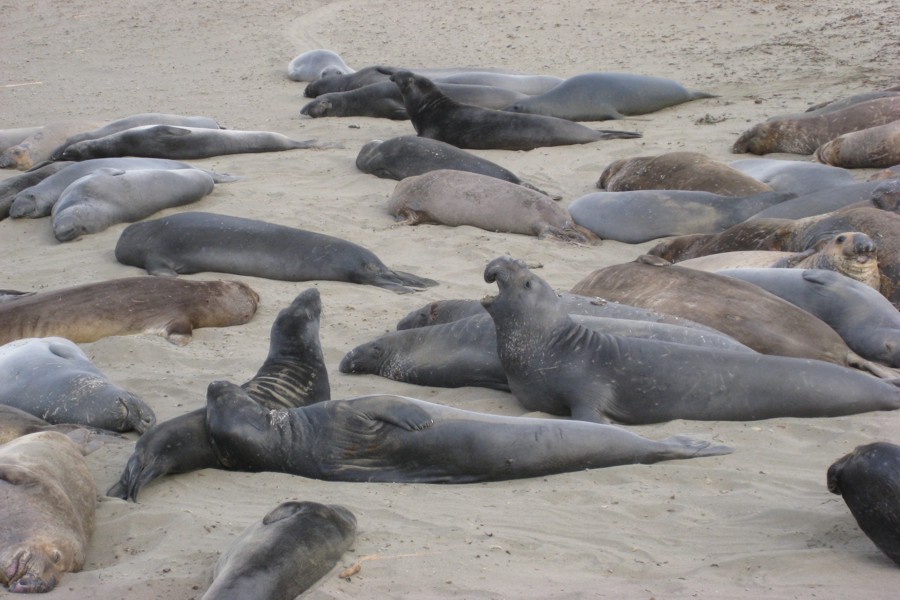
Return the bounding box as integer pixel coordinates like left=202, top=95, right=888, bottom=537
left=369, top=269, right=439, bottom=294
left=353, top=396, right=435, bottom=431
left=594, top=129, right=642, bottom=140
left=160, top=317, right=194, bottom=346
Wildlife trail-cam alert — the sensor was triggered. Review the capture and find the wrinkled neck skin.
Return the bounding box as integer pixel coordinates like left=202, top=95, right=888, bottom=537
left=405, top=91, right=455, bottom=132
left=488, top=292, right=575, bottom=366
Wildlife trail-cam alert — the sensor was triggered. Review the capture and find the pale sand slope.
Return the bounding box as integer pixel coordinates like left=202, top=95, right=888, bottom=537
left=1, top=1, right=898, bottom=598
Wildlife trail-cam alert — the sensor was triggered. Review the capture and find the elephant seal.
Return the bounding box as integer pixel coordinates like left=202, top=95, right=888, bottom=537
left=107, top=288, right=330, bottom=502
left=569, top=256, right=891, bottom=375
left=805, top=90, right=900, bottom=115
left=0, top=161, right=73, bottom=220
left=869, top=165, right=900, bottom=181
left=0, top=337, right=155, bottom=433
left=390, top=70, right=641, bottom=151
left=746, top=181, right=885, bottom=220
left=0, top=405, right=123, bottom=446
left=356, top=136, right=548, bottom=194
left=568, top=189, right=792, bottom=243
left=598, top=152, right=775, bottom=196
left=51, top=168, right=216, bottom=242
left=485, top=256, right=900, bottom=423
left=58, top=125, right=322, bottom=161
left=717, top=268, right=900, bottom=367
left=732, top=96, right=900, bottom=155
left=0, top=120, right=102, bottom=170
left=828, top=442, right=900, bottom=567
left=115, top=211, right=438, bottom=293
left=0, top=277, right=258, bottom=347
left=205, top=380, right=733, bottom=483
left=502, top=72, right=716, bottom=121
left=0, top=432, right=95, bottom=593
left=10, top=157, right=237, bottom=219
left=0, top=126, right=43, bottom=153
left=815, top=119, right=900, bottom=169
left=288, top=49, right=355, bottom=82
left=387, top=169, right=596, bottom=243
left=202, top=500, right=356, bottom=600
left=728, top=158, right=857, bottom=196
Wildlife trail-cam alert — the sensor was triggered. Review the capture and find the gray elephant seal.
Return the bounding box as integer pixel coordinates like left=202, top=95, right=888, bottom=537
left=828, top=442, right=900, bottom=568
left=732, top=96, right=900, bottom=155
left=0, top=432, right=95, bottom=593
left=0, top=277, right=258, bottom=347
left=388, top=169, right=596, bottom=243
left=108, top=288, right=330, bottom=502
left=598, top=151, right=775, bottom=196
left=815, top=119, right=900, bottom=169
left=503, top=72, right=716, bottom=121
left=484, top=256, right=900, bottom=423
left=0, top=161, right=73, bottom=220
left=51, top=167, right=216, bottom=242
left=287, top=49, right=355, bottom=82
left=390, top=70, right=641, bottom=150
left=718, top=268, right=900, bottom=367
left=746, top=180, right=885, bottom=220
left=205, top=380, right=732, bottom=483
left=115, top=211, right=437, bottom=293
left=58, top=125, right=322, bottom=161
left=729, top=158, right=857, bottom=196
left=568, top=189, right=792, bottom=243
left=0, top=337, right=155, bottom=433
left=202, top=501, right=356, bottom=600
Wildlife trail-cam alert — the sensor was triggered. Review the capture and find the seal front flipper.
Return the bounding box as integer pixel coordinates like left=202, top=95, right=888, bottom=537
left=595, top=129, right=642, bottom=140
left=160, top=317, right=194, bottom=346
left=352, top=396, right=435, bottom=431
left=569, top=402, right=612, bottom=424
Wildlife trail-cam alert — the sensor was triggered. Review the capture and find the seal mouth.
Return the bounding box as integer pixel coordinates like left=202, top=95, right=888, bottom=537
left=480, top=294, right=496, bottom=308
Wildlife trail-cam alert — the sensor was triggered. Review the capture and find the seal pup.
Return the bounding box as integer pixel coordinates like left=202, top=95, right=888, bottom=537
left=387, top=170, right=596, bottom=243
left=0, top=277, right=258, bottom=347
left=0, top=337, right=156, bottom=433
left=828, top=442, right=900, bottom=568
left=205, top=380, right=732, bottom=483
left=108, top=288, right=331, bottom=502
left=201, top=501, right=356, bottom=600
left=390, top=70, right=641, bottom=151
left=598, top=152, right=775, bottom=197
left=732, top=96, right=900, bottom=155
left=115, top=211, right=438, bottom=293
left=484, top=256, right=900, bottom=423
left=0, top=432, right=95, bottom=593
left=51, top=167, right=217, bottom=242
left=814, top=119, right=900, bottom=169
left=503, top=72, right=717, bottom=121
left=0, top=161, right=73, bottom=220
left=57, top=125, right=322, bottom=161
left=287, top=49, right=355, bottom=81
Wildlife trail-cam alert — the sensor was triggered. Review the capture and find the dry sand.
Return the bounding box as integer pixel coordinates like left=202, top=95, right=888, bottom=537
left=1, top=1, right=898, bottom=598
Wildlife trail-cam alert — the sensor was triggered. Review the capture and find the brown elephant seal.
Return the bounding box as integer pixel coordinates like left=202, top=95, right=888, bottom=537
left=108, top=288, right=330, bottom=502
left=0, top=161, right=73, bottom=220
left=0, top=337, right=155, bottom=433
left=115, top=211, right=437, bottom=293
left=0, top=277, right=259, bottom=347
left=0, top=126, right=43, bottom=153
left=728, top=158, right=857, bottom=196
left=485, top=256, right=900, bottom=423
left=828, top=442, right=900, bottom=568
left=0, top=120, right=102, bottom=170
left=805, top=90, right=900, bottom=115
left=597, top=152, right=775, bottom=196
left=502, top=72, right=716, bottom=121
left=390, top=70, right=641, bottom=151
left=0, top=405, right=123, bottom=446
left=205, top=380, right=732, bottom=483
left=0, top=432, right=95, bottom=593
left=387, top=169, right=596, bottom=243
left=287, top=49, right=355, bottom=82
left=51, top=167, right=216, bottom=242
left=814, top=119, right=900, bottom=169
left=58, top=125, right=322, bottom=161
left=569, top=255, right=892, bottom=376
left=202, top=501, right=357, bottom=600
left=732, top=96, right=900, bottom=155
left=869, top=165, right=900, bottom=181
left=719, top=268, right=900, bottom=368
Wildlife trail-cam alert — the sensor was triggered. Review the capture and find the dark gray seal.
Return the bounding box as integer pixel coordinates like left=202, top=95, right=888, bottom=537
left=107, top=288, right=330, bottom=502
left=484, top=256, right=900, bottom=423
left=0, top=161, right=73, bottom=220
left=204, top=380, right=733, bottom=483
left=828, top=442, right=900, bottom=568
left=58, top=125, right=322, bottom=161
left=747, top=181, right=885, bottom=220
left=114, top=211, right=437, bottom=293
left=390, top=70, right=641, bottom=151
left=503, top=72, right=716, bottom=121
left=202, top=501, right=357, bottom=600
left=0, top=337, right=156, bottom=433
left=287, top=49, right=355, bottom=82
left=728, top=158, right=858, bottom=196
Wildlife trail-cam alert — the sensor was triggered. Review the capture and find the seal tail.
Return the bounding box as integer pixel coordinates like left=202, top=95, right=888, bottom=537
left=373, top=270, right=439, bottom=294
left=594, top=129, right=642, bottom=140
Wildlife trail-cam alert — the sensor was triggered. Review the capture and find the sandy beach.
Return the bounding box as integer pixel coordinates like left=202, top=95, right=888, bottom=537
left=1, top=1, right=899, bottom=598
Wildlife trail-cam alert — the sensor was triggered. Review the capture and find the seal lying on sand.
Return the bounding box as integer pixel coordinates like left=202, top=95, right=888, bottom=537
left=0, top=432, right=96, bottom=593
left=0, top=161, right=73, bottom=220
left=201, top=501, right=356, bottom=600
left=205, top=380, right=732, bottom=483
left=485, top=256, right=900, bottom=423
left=729, top=158, right=857, bottom=196
left=828, top=442, right=900, bottom=567
left=288, top=49, right=356, bottom=82
left=108, top=288, right=330, bottom=502
left=115, top=211, right=438, bottom=293
left=390, top=70, right=641, bottom=151
left=0, top=120, right=102, bottom=170
left=814, top=120, right=900, bottom=169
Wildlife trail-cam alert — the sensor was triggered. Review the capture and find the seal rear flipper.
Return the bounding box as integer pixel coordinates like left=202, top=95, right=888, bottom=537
left=847, top=352, right=900, bottom=379
left=372, top=270, right=439, bottom=294
left=659, top=435, right=734, bottom=459
left=594, top=129, right=642, bottom=140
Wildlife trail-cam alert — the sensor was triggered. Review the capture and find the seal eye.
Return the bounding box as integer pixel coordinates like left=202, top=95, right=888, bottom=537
left=524, top=280, right=532, bottom=289
left=51, top=550, right=61, bottom=563
left=836, top=235, right=846, bottom=243
left=372, top=345, right=384, bottom=359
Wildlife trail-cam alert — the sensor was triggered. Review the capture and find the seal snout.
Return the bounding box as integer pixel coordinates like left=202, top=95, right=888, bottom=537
left=484, top=256, right=526, bottom=285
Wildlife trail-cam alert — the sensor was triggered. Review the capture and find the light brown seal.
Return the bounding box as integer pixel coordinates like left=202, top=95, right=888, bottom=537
left=814, top=119, right=900, bottom=169
left=0, top=120, right=102, bottom=170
